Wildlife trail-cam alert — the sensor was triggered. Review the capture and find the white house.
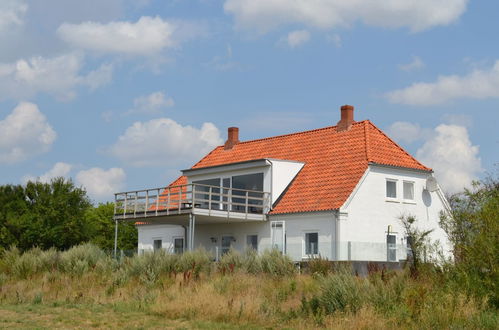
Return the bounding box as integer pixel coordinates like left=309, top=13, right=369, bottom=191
left=114, top=105, right=451, bottom=262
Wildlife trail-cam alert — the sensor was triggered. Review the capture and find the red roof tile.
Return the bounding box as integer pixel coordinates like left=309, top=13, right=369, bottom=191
left=165, top=120, right=431, bottom=214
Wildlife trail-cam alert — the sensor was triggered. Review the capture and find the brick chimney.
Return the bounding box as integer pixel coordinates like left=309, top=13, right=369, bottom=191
left=336, top=105, right=355, bottom=132
left=224, top=127, right=240, bottom=150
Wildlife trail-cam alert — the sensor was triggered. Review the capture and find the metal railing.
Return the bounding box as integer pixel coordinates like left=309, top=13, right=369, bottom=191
left=114, top=183, right=271, bottom=220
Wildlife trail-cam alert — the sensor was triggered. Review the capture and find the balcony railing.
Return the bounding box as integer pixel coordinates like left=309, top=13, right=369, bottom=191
left=114, top=183, right=271, bottom=220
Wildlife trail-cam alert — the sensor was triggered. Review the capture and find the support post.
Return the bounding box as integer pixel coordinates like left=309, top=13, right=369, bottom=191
left=114, top=219, right=118, bottom=258
left=191, top=214, right=196, bottom=250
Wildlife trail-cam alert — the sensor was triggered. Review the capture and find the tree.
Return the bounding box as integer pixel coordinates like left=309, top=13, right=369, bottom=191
left=85, top=202, right=137, bottom=252
left=399, top=214, right=433, bottom=277
left=439, top=174, right=499, bottom=307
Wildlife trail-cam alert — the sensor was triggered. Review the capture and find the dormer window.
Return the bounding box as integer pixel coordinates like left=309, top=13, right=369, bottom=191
left=386, top=179, right=397, bottom=199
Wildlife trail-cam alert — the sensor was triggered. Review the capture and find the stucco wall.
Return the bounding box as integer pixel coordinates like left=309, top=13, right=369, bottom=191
left=339, top=165, right=452, bottom=260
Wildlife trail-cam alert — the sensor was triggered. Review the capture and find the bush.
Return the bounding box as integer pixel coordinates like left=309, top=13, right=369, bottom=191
left=259, top=249, right=295, bottom=277
left=241, top=248, right=262, bottom=274
left=177, top=249, right=212, bottom=279
left=307, top=255, right=331, bottom=276
left=60, top=243, right=107, bottom=275
left=218, top=249, right=242, bottom=274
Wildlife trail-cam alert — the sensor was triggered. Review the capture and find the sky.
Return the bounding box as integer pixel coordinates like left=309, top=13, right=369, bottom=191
left=0, top=0, right=497, bottom=203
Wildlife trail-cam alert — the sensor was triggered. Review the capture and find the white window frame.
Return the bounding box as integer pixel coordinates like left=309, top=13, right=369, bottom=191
left=303, top=231, right=319, bottom=258
left=386, top=234, right=397, bottom=262
left=385, top=179, right=399, bottom=202
left=403, top=180, right=416, bottom=203
left=270, top=221, right=286, bottom=254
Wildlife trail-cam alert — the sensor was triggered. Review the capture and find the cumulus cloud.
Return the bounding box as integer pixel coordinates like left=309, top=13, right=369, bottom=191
left=224, top=0, right=468, bottom=33
left=0, top=53, right=112, bottom=101
left=23, top=162, right=72, bottom=184
left=285, top=29, right=310, bottom=48
left=399, top=56, right=425, bottom=72
left=0, top=0, right=27, bottom=33
left=76, top=167, right=126, bottom=200
left=129, top=91, right=174, bottom=115
left=386, top=121, right=432, bottom=144
left=0, top=102, right=56, bottom=164
left=416, top=124, right=482, bottom=194
left=108, top=118, right=223, bottom=167
left=57, top=16, right=177, bottom=55
left=386, top=60, right=499, bottom=105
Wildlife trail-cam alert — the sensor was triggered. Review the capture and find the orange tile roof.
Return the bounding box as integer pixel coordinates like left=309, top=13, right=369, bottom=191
left=165, top=120, right=430, bottom=214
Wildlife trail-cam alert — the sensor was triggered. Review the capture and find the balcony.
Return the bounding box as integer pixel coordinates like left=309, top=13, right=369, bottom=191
left=113, top=183, right=271, bottom=222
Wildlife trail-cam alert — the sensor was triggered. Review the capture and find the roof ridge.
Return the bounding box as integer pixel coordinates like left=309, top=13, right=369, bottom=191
left=364, top=120, right=371, bottom=162
left=367, top=121, right=431, bottom=171
left=234, top=120, right=368, bottom=146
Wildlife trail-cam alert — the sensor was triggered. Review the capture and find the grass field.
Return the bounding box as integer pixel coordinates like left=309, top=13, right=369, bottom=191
left=0, top=245, right=497, bottom=329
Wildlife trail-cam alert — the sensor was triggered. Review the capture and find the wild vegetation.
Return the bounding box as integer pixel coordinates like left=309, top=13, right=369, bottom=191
left=0, top=178, right=137, bottom=252
left=0, top=175, right=497, bottom=328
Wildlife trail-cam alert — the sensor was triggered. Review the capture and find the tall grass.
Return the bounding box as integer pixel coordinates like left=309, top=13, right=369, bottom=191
left=0, top=244, right=497, bottom=329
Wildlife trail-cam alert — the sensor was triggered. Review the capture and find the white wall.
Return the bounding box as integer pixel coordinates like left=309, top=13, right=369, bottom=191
left=137, top=224, right=185, bottom=253
left=269, top=160, right=304, bottom=205
left=339, top=165, right=452, bottom=261
left=269, top=212, right=336, bottom=260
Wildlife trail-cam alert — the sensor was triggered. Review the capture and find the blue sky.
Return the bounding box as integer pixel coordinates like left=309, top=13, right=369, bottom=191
left=0, top=0, right=497, bottom=202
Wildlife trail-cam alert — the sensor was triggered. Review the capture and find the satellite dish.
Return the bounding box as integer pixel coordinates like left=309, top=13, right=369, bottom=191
left=426, top=177, right=438, bottom=192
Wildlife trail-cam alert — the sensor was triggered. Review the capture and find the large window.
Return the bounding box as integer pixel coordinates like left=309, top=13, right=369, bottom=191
left=193, top=178, right=220, bottom=209
left=403, top=181, right=415, bottom=201
left=232, top=173, right=264, bottom=212
left=305, top=232, right=319, bottom=255
left=386, top=180, right=397, bottom=199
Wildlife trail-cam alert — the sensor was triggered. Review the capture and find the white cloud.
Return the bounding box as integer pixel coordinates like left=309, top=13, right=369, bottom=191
left=206, top=44, right=243, bottom=72
left=224, top=0, right=468, bottom=33
left=285, top=29, right=310, bottom=48
left=76, top=167, right=126, bottom=200
left=109, top=118, right=223, bottom=167
left=130, top=91, right=174, bottom=115
left=0, top=53, right=112, bottom=101
left=386, top=121, right=432, bottom=144
left=0, top=102, right=56, bottom=164
left=23, top=162, right=72, bottom=183
left=57, top=16, right=177, bottom=56
left=399, top=56, right=425, bottom=72
left=416, top=124, right=482, bottom=194
left=0, top=0, right=27, bottom=33
left=386, top=60, right=499, bottom=106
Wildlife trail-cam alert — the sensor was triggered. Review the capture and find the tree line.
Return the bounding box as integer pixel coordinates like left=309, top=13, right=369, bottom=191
left=0, top=177, right=136, bottom=252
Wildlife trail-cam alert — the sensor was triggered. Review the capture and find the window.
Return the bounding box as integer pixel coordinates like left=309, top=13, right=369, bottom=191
left=305, top=232, right=319, bottom=255
left=406, top=236, right=413, bottom=260
left=246, top=235, right=258, bottom=250
left=386, top=235, right=396, bottom=262
left=193, top=178, right=220, bottom=209
left=232, top=173, right=264, bottom=212
left=403, top=181, right=415, bottom=200
left=173, top=237, right=184, bottom=254
left=386, top=180, right=397, bottom=198
left=153, top=239, right=162, bottom=251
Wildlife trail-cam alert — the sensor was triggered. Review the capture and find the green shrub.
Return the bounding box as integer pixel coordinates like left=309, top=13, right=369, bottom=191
left=259, top=249, right=295, bottom=277
left=307, top=255, right=331, bottom=276
left=218, top=249, right=242, bottom=274
left=178, top=249, right=212, bottom=279
left=60, top=243, right=107, bottom=275
left=241, top=248, right=262, bottom=274
left=316, top=270, right=371, bottom=314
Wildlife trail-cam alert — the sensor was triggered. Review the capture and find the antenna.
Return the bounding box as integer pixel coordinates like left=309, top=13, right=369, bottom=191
left=426, top=177, right=438, bottom=192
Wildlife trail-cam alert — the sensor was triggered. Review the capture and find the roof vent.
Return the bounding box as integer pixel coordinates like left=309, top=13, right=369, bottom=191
left=337, top=105, right=355, bottom=132
left=224, top=127, right=240, bottom=150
